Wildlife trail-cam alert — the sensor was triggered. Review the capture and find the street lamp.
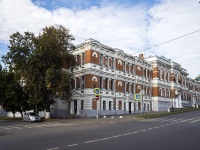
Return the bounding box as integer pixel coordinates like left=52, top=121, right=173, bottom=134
left=115, top=73, right=118, bottom=115
left=140, top=88, right=145, bottom=116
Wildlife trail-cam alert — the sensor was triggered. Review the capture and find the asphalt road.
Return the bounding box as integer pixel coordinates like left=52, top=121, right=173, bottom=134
left=0, top=110, right=200, bottom=150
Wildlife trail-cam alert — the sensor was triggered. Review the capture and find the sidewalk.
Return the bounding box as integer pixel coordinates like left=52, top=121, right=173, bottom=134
left=47, top=111, right=167, bottom=125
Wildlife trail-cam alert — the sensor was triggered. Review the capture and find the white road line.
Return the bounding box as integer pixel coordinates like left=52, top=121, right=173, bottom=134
left=179, top=118, right=198, bottom=123
left=190, top=119, right=200, bottom=123
left=123, top=133, right=132, bottom=135
left=85, top=139, right=99, bottom=143
left=0, top=127, right=11, bottom=130
left=99, top=137, right=112, bottom=141
left=68, top=144, right=78, bottom=147
left=47, top=147, right=60, bottom=150
left=169, top=118, right=185, bottom=122
left=113, top=135, right=123, bottom=138
left=64, top=124, right=171, bottom=148
left=132, top=131, right=138, bottom=133
left=160, top=118, right=177, bottom=122
left=13, top=126, right=23, bottom=129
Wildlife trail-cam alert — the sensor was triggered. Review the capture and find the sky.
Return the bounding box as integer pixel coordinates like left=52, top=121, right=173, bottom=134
left=0, top=0, right=200, bottom=78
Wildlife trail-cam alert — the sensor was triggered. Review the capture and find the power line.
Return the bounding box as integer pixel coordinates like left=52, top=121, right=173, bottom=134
left=132, top=29, right=200, bottom=55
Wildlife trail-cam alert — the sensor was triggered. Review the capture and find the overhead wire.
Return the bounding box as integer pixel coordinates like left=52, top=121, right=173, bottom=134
left=132, top=29, right=200, bottom=55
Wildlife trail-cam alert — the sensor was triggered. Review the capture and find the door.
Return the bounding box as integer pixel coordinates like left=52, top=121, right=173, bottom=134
left=74, top=100, right=77, bottom=114
left=129, top=102, right=131, bottom=113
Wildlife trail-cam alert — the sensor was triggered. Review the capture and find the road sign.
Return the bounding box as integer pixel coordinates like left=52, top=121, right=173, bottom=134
left=94, top=88, right=100, bottom=96
left=134, top=94, right=141, bottom=100
left=96, top=96, right=100, bottom=100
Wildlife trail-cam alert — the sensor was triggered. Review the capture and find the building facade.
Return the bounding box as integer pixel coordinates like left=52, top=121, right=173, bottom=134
left=1, top=39, right=200, bottom=118
left=53, top=38, right=200, bottom=117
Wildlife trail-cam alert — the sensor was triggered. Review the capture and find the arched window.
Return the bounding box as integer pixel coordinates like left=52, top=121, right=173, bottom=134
left=92, top=52, right=98, bottom=58
left=92, top=76, right=98, bottom=82
left=118, top=81, right=122, bottom=86
left=137, top=66, right=141, bottom=71
left=118, top=60, right=122, bottom=65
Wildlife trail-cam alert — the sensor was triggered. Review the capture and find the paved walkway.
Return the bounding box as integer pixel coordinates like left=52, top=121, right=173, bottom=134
left=47, top=111, right=167, bottom=124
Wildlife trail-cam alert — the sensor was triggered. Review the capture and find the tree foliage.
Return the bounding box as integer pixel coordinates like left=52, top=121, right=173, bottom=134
left=2, top=25, right=77, bottom=113
left=0, top=69, right=28, bottom=117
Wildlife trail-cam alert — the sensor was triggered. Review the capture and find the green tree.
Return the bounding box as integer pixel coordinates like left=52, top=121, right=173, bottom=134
left=0, top=69, right=28, bottom=118
left=2, top=25, right=77, bottom=118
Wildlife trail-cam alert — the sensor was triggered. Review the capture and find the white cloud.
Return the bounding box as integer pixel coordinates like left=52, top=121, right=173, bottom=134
left=146, top=0, right=200, bottom=78
left=0, top=0, right=199, bottom=78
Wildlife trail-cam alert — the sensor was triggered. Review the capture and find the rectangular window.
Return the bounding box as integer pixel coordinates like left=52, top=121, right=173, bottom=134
left=109, top=101, right=111, bottom=110
left=105, top=78, right=108, bottom=90
left=103, top=101, right=106, bottom=110
left=124, top=102, right=126, bottom=111
left=81, top=100, right=84, bottom=110
left=81, top=76, right=84, bottom=89
left=132, top=65, right=135, bottom=74
left=132, top=83, right=134, bottom=94
left=82, top=53, right=85, bottom=65
left=100, top=77, right=102, bottom=89
left=124, top=82, right=126, bottom=93
left=77, top=55, right=80, bottom=64
left=111, top=79, right=114, bottom=90
left=76, top=78, right=79, bottom=89
left=134, top=103, right=136, bottom=111
left=124, top=62, right=126, bottom=72
left=111, top=57, right=114, bottom=69
left=70, top=78, right=73, bottom=90
left=100, top=54, right=103, bottom=66
left=105, top=56, right=108, bottom=67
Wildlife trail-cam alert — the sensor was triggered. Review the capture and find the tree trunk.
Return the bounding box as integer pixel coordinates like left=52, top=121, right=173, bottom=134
left=20, top=110, right=23, bottom=118
left=45, top=90, right=51, bottom=119
left=13, top=112, right=15, bottom=118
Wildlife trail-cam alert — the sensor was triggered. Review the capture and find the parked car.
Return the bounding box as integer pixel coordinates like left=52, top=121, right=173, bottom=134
left=23, top=112, right=41, bottom=122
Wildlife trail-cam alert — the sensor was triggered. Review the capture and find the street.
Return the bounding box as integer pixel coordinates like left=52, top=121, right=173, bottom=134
left=0, top=110, right=200, bottom=150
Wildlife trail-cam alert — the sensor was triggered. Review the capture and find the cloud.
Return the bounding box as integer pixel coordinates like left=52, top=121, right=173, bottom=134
left=146, top=0, right=200, bottom=78
left=0, top=0, right=199, bottom=78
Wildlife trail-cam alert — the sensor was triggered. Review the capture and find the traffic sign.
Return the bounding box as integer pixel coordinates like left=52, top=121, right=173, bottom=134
left=94, top=88, right=100, bottom=96
left=96, top=96, right=100, bottom=100
left=134, top=94, right=141, bottom=100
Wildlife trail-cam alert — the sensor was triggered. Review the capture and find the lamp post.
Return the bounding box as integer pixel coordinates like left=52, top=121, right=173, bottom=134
left=171, top=92, right=174, bottom=112
left=115, top=73, right=118, bottom=115
left=140, top=89, right=145, bottom=116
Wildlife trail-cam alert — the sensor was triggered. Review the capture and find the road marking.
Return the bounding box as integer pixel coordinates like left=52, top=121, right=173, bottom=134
left=132, top=131, right=138, bottom=133
left=169, top=118, right=185, bottom=122
left=47, top=147, right=60, bottom=150
left=113, top=134, right=123, bottom=138
left=141, top=130, right=146, bottom=132
left=0, top=127, right=11, bottom=130
left=179, top=118, right=198, bottom=123
left=85, top=139, right=99, bottom=143
left=160, top=118, right=177, bottom=122
left=190, top=119, right=200, bottom=123
left=123, top=133, right=132, bottom=135
left=13, top=126, right=23, bottom=129
left=68, top=144, right=78, bottom=147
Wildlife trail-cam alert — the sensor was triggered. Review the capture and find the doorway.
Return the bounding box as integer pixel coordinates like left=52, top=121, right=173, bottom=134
left=129, top=102, right=131, bottom=113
